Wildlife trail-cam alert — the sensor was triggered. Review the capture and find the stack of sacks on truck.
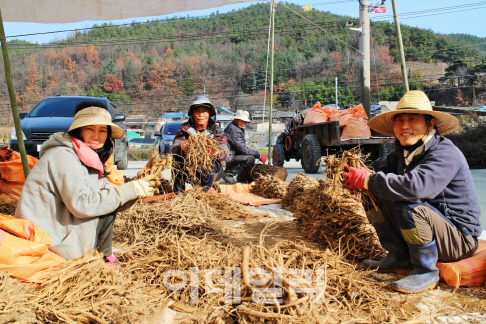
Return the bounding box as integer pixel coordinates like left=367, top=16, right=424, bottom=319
left=329, top=104, right=372, bottom=138
left=303, top=101, right=338, bottom=124
left=302, top=102, right=372, bottom=139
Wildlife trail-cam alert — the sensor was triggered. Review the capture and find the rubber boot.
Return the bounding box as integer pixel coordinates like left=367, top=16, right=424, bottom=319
left=362, top=222, right=413, bottom=272
left=202, top=173, right=218, bottom=192
left=392, top=240, right=440, bottom=294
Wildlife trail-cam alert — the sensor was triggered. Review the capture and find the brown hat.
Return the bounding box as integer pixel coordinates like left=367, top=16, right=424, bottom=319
left=367, top=90, right=459, bottom=136
left=68, top=107, right=124, bottom=139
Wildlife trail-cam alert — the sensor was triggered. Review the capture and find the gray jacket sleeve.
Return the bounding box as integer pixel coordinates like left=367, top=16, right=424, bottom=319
left=49, top=149, right=138, bottom=219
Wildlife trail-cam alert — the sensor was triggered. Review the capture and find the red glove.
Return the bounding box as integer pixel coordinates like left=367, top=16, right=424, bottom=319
left=259, top=154, right=267, bottom=163
left=181, top=141, right=188, bottom=153
left=342, top=166, right=371, bottom=190
left=0, top=146, right=13, bottom=162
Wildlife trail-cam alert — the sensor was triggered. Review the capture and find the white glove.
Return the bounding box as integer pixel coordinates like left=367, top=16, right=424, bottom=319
left=132, top=174, right=157, bottom=198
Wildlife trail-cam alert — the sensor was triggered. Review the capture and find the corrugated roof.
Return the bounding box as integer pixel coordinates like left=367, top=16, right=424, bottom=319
left=127, top=131, right=143, bottom=141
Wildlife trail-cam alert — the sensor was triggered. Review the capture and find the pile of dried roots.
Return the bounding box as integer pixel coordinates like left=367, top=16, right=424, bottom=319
left=0, top=271, right=37, bottom=323
left=280, top=173, right=318, bottom=212
left=115, top=225, right=402, bottom=323
left=182, top=132, right=222, bottom=183
left=249, top=175, right=288, bottom=199
left=22, top=251, right=166, bottom=324
left=114, top=188, right=259, bottom=241
left=282, top=149, right=384, bottom=261
left=0, top=201, right=17, bottom=215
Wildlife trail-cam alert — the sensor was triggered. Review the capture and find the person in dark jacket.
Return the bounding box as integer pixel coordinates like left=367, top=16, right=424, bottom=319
left=172, top=96, right=229, bottom=192
left=343, top=90, right=482, bottom=293
left=222, top=110, right=267, bottom=184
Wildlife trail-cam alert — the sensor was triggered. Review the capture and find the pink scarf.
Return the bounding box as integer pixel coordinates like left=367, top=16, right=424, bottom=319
left=71, top=137, right=104, bottom=177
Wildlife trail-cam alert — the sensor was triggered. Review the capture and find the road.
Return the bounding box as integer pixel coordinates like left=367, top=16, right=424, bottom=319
left=117, top=159, right=486, bottom=228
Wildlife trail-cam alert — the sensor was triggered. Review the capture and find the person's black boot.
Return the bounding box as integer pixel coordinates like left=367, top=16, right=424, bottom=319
left=362, top=222, right=413, bottom=272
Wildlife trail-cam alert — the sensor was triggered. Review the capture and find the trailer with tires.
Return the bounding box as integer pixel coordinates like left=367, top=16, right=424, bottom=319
left=272, top=118, right=394, bottom=173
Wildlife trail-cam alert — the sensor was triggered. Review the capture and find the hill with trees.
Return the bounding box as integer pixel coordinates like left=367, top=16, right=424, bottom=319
left=0, top=2, right=485, bottom=123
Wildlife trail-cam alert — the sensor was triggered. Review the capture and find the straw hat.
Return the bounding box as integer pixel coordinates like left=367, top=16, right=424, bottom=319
left=234, top=110, right=251, bottom=123
left=68, top=107, right=124, bottom=139
left=367, top=90, right=459, bottom=136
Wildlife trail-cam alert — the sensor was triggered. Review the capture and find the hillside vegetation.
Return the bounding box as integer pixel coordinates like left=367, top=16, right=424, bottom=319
left=0, top=2, right=485, bottom=123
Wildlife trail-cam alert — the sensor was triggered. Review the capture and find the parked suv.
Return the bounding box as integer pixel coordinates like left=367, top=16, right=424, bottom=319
left=9, top=95, right=129, bottom=169
left=154, top=121, right=184, bottom=154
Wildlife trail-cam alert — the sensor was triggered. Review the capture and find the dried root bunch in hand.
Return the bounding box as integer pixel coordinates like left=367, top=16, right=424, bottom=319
left=136, top=151, right=173, bottom=194
left=183, top=132, right=221, bottom=182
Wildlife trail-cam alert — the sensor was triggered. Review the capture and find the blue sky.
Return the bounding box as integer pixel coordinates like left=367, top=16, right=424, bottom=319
left=3, top=0, right=486, bottom=44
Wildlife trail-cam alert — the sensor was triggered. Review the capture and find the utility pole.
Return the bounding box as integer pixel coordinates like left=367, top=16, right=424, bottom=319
left=0, top=8, right=30, bottom=178
left=335, top=76, right=338, bottom=107
left=267, top=0, right=275, bottom=164
left=391, top=0, right=409, bottom=92
left=359, top=0, right=371, bottom=118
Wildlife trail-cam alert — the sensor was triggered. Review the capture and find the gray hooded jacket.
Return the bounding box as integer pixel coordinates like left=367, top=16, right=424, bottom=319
left=15, top=132, right=137, bottom=260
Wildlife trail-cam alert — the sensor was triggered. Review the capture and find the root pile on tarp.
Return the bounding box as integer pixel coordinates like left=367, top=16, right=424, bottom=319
left=281, top=173, right=318, bottom=212
left=114, top=188, right=259, bottom=241
left=249, top=175, right=288, bottom=199
left=282, top=149, right=384, bottom=261
left=182, top=132, right=222, bottom=183
left=136, top=151, right=174, bottom=194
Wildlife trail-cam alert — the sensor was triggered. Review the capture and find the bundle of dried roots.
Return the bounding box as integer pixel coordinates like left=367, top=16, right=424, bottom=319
left=136, top=151, right=173, bottom=194
left=282, top=149, right=384, bottom=261
left=250, top=175, right=288, bottom=199
left=182, top=132, right=221, bottom=183
left=281, top=173, right=318, bottom=212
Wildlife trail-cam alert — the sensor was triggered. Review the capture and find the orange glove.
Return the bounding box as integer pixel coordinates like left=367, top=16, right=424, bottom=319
left=342, top=166, right=371, bottom=190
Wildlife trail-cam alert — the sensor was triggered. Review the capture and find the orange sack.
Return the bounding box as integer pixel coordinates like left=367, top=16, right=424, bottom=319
left=0, top=151, right=37, bottom=202
left=329, top=104, right=368, bottom=128
left=436, top=239, right=486, bottom=288
left=341, top=117, right=372, bottom=139
left=0, top=214, right=65, bottom=282
left=303, top=101, right=339, bottom=125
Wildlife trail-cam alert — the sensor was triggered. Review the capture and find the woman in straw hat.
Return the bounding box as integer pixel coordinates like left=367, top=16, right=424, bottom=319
left=343, top=90, right=481, bottom=293
left=16, top=101, right=157, bottom=265
left=222, top=110, right=267, bottom=184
